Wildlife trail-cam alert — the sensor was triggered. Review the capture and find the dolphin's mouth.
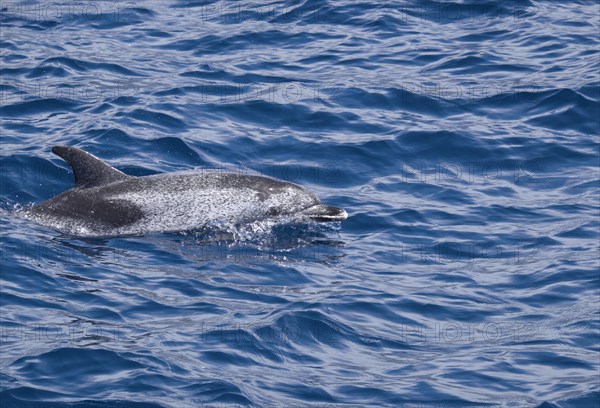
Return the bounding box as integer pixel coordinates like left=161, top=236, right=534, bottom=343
left=300, top=204, right=348, bottom=222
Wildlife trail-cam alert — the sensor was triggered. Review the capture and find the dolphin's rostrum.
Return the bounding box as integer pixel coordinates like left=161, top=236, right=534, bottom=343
left=22, top=146, right=348, bottom=237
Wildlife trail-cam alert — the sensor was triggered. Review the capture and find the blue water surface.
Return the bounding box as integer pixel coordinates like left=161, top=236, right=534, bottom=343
left=1, top=1, right=599, bottom=407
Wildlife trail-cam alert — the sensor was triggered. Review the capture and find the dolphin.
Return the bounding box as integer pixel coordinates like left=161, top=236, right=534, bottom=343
left=21, top=146, right=348, bottom=237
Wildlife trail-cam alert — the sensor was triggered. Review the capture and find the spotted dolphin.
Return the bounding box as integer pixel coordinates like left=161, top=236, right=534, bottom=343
left=22, top=146, right=348, bottom=237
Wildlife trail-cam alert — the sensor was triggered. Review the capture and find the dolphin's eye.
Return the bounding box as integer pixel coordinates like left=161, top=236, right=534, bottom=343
left=267, top=207, right=281, bottom=216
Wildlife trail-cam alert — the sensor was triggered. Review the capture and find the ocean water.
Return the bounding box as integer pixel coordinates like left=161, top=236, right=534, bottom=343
left=1, top=0, right=599, bottom=407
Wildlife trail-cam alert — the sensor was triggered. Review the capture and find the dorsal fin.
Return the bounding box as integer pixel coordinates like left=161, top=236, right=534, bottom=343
left=52, top=146, right=131, bottom=188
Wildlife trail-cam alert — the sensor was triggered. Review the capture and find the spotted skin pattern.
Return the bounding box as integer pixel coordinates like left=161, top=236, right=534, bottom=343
left=22, top=147, right=347, bottom=237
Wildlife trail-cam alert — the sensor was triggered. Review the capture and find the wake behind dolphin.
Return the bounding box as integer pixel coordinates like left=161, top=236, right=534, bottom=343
left=22, top=146, right=348, bottom=237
